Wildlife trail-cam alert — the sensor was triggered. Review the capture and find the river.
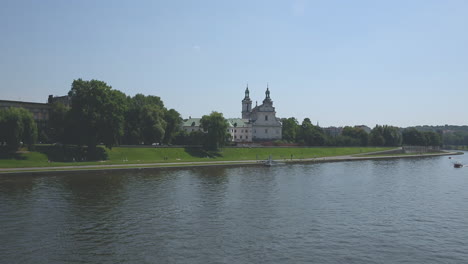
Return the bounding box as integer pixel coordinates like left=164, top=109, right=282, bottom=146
left=1, top=153, right=468, bottom=263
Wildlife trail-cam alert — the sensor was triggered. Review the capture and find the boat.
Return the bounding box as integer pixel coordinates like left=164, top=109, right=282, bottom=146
left=454, top=162, right=463, bottom=168
left=263, top=155, right=277, bottom=167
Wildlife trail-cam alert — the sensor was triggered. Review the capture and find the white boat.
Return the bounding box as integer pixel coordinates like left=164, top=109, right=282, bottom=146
left=263, top=155, right=277, bottom=166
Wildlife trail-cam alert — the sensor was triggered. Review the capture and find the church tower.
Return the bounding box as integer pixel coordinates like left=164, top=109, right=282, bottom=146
left=241, top=84, right=252, bottom=119
left=262, top=83, right=273, bottom=106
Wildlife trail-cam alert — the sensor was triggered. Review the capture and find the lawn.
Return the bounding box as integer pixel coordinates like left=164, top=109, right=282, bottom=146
left=0, top=146, right=393, bottom=168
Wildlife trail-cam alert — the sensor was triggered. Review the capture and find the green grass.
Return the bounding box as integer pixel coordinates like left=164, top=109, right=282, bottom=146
left=0, top=146, right=393, bottom=169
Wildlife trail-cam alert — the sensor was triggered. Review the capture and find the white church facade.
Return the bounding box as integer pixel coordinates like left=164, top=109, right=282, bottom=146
left=182, top=85, right=282, bottom=143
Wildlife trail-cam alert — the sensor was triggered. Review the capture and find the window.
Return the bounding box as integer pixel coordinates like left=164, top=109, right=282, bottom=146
left=265, top=115, right=268, bottom=121
left=235, top=129, right=237, bottom=133
left=240, top=135, right=243, bottom=139
left=246, top=136, right=248, bottom=139
left=265, top=129, right=268, bottom=133
left=234, top=135, right=237, bottom=139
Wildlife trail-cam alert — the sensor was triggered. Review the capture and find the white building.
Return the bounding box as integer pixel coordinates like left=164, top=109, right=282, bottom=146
left=182, top=85, right=282, bottom=143
left=240, top=85, right=282, bottom=141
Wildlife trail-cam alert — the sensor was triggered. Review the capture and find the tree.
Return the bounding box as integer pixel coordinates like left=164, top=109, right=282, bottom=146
left=123, top=94, right=177, bottom=145
left=281, top=117, right=299, bottom=142
left=68, top=79, right=127, bottom=156
left=298, top=118, right=326, bottom=146
left=140, top=105, right=166, bottom=144
left=424, top=131, right=442, bottom=146
left=47, top=102, right=69, bottom=143
left=200, top=111, right=229, bottom=150
left=0, top=107, right=38, bottom=151
left=369, top=125, right=401, bottom=146
left=369, top=125, right=385, bottom=146
left=342, top=126, right=368, bottom=146
left=163, top=109, right=182, bottom=144
left=402, top=128, right=426, bottom=146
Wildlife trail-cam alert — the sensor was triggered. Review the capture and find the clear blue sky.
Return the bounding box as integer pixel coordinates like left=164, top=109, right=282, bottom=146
left=1, top=0, right=467, bottom=127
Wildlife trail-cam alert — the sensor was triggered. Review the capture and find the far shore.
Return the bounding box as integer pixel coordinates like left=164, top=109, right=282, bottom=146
left=0, top=150, right=462, bottom=176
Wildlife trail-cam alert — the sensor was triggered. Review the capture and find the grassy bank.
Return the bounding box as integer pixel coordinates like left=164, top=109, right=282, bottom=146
left=0, top=146, right=393, bottom=168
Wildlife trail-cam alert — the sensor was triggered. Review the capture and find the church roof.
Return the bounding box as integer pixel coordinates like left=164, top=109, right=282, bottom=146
left=182, top=118, right=201, bottom=127
left=227, top=118, right=250, bottom=127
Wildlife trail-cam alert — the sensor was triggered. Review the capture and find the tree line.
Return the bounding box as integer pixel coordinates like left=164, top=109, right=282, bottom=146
left=281, top=118, right=442, bottom=147
left=0, top=78, right=233, bottom=155
left=0, top=78, right=452, bottom=155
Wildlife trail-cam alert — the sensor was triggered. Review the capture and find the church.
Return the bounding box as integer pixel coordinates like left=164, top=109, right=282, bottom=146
left=183, top=85, right=282, bottom=143
left=230, top=85, right=282, bottom=142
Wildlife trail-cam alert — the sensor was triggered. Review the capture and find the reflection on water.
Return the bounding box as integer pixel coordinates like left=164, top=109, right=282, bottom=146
left=1, top=154, right=468, bottom=263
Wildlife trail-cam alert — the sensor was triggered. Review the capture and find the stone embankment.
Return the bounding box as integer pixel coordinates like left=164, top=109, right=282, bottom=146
left=0, top=149, right=462, bottom=175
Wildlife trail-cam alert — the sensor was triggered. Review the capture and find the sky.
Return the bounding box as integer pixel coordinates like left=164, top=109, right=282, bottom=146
left=1, top=0, right=468, bottom=127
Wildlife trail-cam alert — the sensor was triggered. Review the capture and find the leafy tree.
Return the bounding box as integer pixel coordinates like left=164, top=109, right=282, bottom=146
left=140, top=105, right=166, bottom=144
left=424, top=131, right=442, bottom=146
left=382, top=125, right=402, bottom=146
left=0, top=107, right=37, bottom=150
left=298, top=118, right=326, bottom=146
left=402, top=128, right=426, bottom=146
left=68, top=79, right=127, bottom=156
left=342, top=126, right=368, bottom=146
left=369, top=126, right=385, bottom=146
left=200, top=111, right=229, bottom=150
left=163, top=109, right=182, bottom=144
left=281, top=117, right=299, bottom=142
left=369, top=125, right=401, bottom=146
left=123, top=94, right=176, bottom=145
left=47, top=102, right=69, bottom=143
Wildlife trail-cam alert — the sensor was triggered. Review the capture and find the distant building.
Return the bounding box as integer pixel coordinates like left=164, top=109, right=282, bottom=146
left=48, top=94, right=71, bottom=107
left=0, top=95, right=69, bottom=123
left=241, top=85, right=282, bottom=141
left=182, top=117, right=203, bottom=133
left=182, top=85, right=282, bottom=143
left=323, top=126, right=343, bottom=137
left=227, top=118, right=252, bottom=142
left=0, top=99, right=50, bottom=122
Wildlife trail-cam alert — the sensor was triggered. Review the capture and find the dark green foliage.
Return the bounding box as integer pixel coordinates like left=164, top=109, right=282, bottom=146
left=0, top=107, right=38, bottom=151
left=35, top=145, right=107, bottom=162
left=47, top=102, right=69, bottom=143
left=342, top=126, right=368, bottom=146
left=281, top=117, right=299, bottom=142
left=369, top=125, right=401, bottom=146
left=163, top=109, right=182, bottom=144
left=402, top=128, right=441, bottom=146
left=402, top=128, right=426, bottom=146
left=68, top=79, right=127, bottom=157
left=297, top=118, right=326, bottom=146
left=200, top=111, right=229, bottom=150
left=123, top=94, right=181, bottom=145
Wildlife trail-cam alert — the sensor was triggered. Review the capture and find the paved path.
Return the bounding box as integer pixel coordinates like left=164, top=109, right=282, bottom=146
left=0, top=150, right=461, bottom=174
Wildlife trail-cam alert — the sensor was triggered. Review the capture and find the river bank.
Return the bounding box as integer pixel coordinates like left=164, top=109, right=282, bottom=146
left=0, top=149, right=462, bottom=175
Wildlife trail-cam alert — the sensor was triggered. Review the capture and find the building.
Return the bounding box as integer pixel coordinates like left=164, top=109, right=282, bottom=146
left=0, top=99, right=50, bottom=122
left=0, top=95, right=70, bottom=123
left=182, top=85, right=282, bottom=143
left=48, top=95, right=71, bottom=107
left=0, top=95, right=69, bottom=140
left=227, top=118, right=252, bottom=142
left=241, top=85, right=282, bottom=141
left=182, top=117, right=203, bottom=133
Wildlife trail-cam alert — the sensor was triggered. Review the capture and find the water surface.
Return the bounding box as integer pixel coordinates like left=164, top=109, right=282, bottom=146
left=1, top=153, right=468, bottom=263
